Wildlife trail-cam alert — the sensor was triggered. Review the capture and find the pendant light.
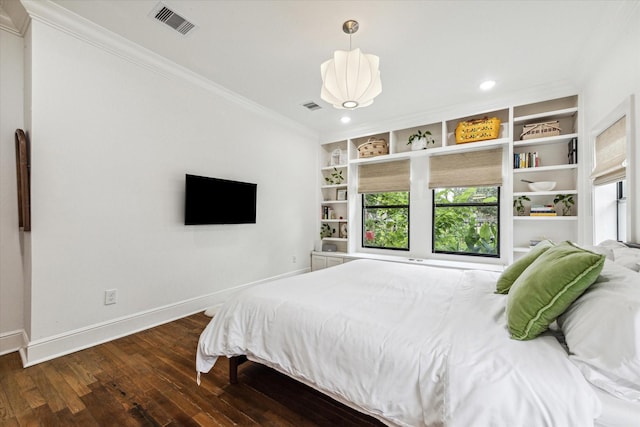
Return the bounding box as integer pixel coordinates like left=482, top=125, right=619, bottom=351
left=320, top=20, right=382, bottom=110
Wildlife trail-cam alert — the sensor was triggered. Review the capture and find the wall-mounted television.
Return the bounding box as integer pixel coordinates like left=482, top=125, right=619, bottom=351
left=184, top=174, right=257, bottom=225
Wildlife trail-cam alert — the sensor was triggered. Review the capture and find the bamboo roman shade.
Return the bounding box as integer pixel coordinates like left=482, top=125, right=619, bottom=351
left=429, top=148, right=503, bottom=188
left=358, top=160, right=410, bottom=193
left=591, top=116, right=626, bottom=186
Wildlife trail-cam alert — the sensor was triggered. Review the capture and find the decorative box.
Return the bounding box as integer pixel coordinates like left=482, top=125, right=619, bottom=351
left=520, top=121, right=561, bottom=140
left=357, top=138, right=388, bottom=158
left=330, top=148, right=346, bottom=166
left=455, top=117, right=501, bottom=144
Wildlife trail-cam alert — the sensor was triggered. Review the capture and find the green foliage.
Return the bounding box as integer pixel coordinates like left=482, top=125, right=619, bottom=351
left=320, top=223, right=333, bottom=238
left=363, top=192, right=409, bottom=249
left=433, top=187, right=499, bottom=255
left=324, top=167, right=344, bottom=185
left=407, top=129, right=434, bottom=145
left=553, top=194, right=575, bottom=216
left=513, top=195, right=531, bottom=215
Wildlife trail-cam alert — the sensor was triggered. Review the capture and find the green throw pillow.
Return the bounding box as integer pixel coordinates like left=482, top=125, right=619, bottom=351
left=495, top=240, right=555, bottom=294
left=506, top=241, right=605, bottom=340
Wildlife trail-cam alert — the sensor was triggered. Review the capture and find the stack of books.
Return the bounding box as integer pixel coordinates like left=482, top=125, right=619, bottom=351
left=530, top=204, right=557, bottom=216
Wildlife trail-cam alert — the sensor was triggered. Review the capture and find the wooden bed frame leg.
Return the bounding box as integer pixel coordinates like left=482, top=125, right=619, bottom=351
left=229, top=355, right=247, bottom=384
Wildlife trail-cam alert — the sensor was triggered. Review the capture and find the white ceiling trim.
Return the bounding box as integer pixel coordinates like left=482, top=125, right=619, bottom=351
left=0, top=0, right=29, bottom=36
left=20, top=0, right=318, bottom=139
left=0, top=9, right=21, bottom=36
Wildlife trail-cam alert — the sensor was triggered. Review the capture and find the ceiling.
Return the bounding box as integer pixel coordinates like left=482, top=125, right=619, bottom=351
left=14, top=1, right=640, bottom=138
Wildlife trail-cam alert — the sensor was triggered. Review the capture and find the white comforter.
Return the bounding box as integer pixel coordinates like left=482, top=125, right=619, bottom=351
left=196, top=259, right=601, bottom=426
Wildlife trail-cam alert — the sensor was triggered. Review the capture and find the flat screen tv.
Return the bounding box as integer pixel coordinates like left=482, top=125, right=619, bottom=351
left=184, top=174, right=257, bottom=225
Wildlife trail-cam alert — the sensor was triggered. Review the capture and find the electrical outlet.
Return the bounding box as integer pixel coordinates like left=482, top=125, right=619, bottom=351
left=104, top=289, right=117, bottom=305
left=292, top=256, right=297, bottom=263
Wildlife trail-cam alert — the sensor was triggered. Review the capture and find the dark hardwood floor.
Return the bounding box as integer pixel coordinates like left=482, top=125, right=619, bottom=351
left=0, top=313, right=385, bottom=426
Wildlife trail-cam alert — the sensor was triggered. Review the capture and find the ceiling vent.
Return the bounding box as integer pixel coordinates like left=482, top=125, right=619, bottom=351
left=302, top=101, right=322, bottom=111
left=150, top=3, right=195, bottom=36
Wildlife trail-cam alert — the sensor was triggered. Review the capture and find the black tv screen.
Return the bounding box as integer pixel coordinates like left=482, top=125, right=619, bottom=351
left=184, top=174, right=257, bottom=225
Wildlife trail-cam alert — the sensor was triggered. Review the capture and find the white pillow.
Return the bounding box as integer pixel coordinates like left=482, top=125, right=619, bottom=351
left=558, top=260, right=640, bottom=401
left=579, top=244, right=615, bottom=261
left=612, top=247, right=640, bottom=272
left=596, top=239, right=629, bottom=251
left=591, top=240, right=640, bottom=272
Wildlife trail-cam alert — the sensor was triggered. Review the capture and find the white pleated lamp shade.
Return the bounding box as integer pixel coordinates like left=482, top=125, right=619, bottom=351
left=320, top=48, right=382, bottom=109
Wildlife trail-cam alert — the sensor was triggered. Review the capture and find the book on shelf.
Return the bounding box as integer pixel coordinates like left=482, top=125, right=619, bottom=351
left=514, top=152, right=540, bottom=169
left=568, top=137, right=578, bottom=164
left=530, top=212, right=557, bottom=216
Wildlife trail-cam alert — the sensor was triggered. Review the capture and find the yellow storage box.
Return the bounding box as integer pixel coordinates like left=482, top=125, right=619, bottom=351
left=455, top=117, right=501, bottom=144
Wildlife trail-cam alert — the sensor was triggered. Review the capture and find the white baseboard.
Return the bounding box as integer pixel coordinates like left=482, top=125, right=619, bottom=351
left=0, top=329, right=27, bottom=356
left=20, top=268, right=308, bottom=367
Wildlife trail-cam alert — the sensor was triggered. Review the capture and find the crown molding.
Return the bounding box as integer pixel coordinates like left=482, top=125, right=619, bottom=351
left=0, top=12, right=20, bottom=36
left=20, top=0, right=317, bottom=139
left=0, top=0, right=29, bottom=36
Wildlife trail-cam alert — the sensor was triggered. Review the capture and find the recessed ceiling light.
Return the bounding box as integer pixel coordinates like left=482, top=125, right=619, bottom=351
left=340, top=116, right=351, bottom=124
left=480, top=80, right=496, bottom=91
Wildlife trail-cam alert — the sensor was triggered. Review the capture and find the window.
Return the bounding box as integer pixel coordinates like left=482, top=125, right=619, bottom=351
left=433, top=187, right=500, bottom=257
left=362, top=192, right=409, bottom=250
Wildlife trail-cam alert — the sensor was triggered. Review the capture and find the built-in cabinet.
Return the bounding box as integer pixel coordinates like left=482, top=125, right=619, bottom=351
left=310, top=252, right=354, bottom=271
left=317, top=94, right=580, bottom=265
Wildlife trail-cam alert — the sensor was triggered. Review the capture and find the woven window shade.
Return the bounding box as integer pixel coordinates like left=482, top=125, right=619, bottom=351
left=358, top=160, right=410, bottom=193
left=592, top=116, right=626, bottom=186
left=429, top=148, right=503, bottom=188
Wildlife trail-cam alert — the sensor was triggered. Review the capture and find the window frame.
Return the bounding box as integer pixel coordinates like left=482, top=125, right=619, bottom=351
left=617, top=180, right=627, bottom=241
left=361, top=192, right=410, bottom=251
left=431, top=187, right=501, bottom=258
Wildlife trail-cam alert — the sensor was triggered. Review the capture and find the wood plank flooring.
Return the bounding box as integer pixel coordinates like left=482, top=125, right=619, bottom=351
left=0, top=313, right=385, bottom=426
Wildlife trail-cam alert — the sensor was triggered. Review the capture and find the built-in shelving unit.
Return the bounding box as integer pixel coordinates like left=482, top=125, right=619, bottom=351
left=319, top=141, right=349, bottom=254
left=511, top=96, right=579, bottom=257
left=316, top=94, right=581, bottom=267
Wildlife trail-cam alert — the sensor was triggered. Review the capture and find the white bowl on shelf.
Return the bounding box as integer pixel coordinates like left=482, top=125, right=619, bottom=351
left=528, top=181, right=557, bottom=192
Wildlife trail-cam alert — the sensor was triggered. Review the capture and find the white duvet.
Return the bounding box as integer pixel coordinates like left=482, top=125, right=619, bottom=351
left=196, top=259, right=601, bottom=426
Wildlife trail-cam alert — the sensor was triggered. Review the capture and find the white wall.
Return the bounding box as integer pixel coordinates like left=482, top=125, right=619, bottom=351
left=15, top=13, right=318, bottom=364
left=582, top=4, right=640, bottom=244
left=0, top=28, right=26, bottom=355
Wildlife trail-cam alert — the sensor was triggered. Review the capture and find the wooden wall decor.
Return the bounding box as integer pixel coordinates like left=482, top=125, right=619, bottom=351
left=15, top=129, right=31, bottom=231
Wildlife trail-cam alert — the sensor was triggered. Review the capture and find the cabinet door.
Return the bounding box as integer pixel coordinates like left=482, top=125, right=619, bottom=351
left=311, top=255, right=328, bottom=271
left=326, top=257, right=343, bottom=268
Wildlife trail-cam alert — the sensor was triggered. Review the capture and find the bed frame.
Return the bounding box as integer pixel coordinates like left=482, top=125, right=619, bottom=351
left=229, top=355, right=248, bottom=384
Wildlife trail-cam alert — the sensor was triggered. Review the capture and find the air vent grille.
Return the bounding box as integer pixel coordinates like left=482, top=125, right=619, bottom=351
left=151, top=4, right=196, bottom=35
left=302, top=101, right=322, bottom=111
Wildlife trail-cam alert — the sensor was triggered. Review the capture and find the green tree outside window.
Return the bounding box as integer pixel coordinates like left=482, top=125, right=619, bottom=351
left=433, top=187, right=500, bottom=256
left=362, top=192, right=409, bottom=250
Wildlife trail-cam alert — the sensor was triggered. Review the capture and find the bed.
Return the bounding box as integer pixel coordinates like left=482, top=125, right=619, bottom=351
left=196, top=240, right=640, bottom=426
